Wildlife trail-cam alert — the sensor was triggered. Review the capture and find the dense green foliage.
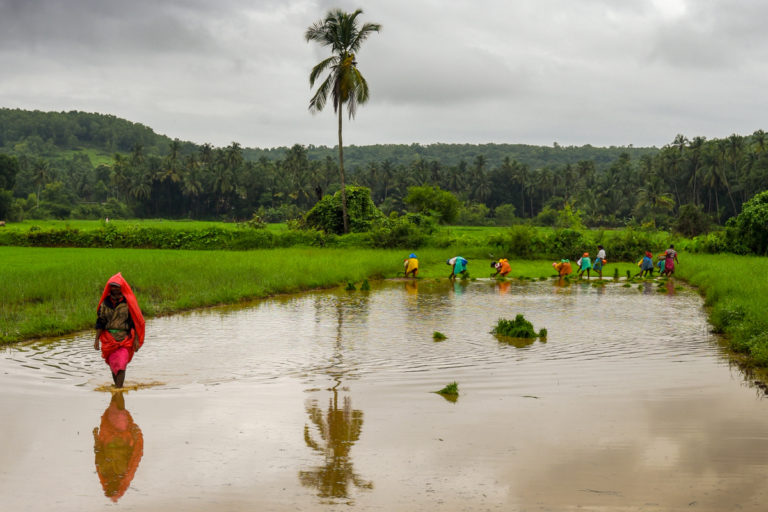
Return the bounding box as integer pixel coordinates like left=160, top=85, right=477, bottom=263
left=492, top=314, right=544, bottom=339
left=2, top=110, right=768, bottom=242
left=305, top=186, right=383, bottom=234
left=0, top=108, right=174, bottom=155
left=0, top=221, right=684, bottom=261
left=726, top=190, right=768, bottom=255
left=404, top=185, right=460, bottom=224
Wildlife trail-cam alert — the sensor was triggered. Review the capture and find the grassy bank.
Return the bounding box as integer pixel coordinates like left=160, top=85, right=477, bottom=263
left=0, top=246, right=400, bottom=344
left=675, top=254, right=768, bottom=366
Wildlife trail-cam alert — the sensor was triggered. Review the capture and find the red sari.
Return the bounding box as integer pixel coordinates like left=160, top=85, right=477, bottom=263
left=98, top=273, right=145, bottom=370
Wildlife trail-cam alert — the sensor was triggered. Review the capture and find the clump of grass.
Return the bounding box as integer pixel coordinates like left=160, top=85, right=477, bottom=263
left=539, top=276, right=547, bottom=281
left=622, top=283, right=632, bottom=288
left=538, top=328, right=548, bottom=338
left=433, top=331, right=447, bottom=341
left=346, top=281, right=357, bottom=291
left=435, top=381, right=458, bottom=396
left=492, top=314, right=545, bottom=339
left=613, top=268, right=620, bottom=281
left=656, top=287, right=667, bottom=293
left=360, top=279, right=371, bottom=291
left=460, top=271, right=470, bottom=281
left=626, top=270, right=631, bottom=280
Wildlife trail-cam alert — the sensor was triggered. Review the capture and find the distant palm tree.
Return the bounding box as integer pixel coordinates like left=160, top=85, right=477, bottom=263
left=305, top=8, right=381, bottom=233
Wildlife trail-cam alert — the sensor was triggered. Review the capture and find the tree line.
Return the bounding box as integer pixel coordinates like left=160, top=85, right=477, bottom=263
left=1, top=111, right=767, bottom=233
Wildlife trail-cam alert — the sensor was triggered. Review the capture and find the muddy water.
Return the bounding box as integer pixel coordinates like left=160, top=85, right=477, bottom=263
left=1, top=279, right=767, bottom=511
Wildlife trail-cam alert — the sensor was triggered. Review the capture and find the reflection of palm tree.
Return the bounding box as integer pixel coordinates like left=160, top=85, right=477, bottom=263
left=299, top=388, right=372, bottom=500
left=93, top=393, right=143, bottom=503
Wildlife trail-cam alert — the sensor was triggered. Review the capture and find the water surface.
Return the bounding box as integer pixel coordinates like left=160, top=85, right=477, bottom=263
left=1, top=279, right=767, bottom=511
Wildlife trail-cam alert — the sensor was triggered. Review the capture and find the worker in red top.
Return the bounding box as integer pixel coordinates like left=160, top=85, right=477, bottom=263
left=94, top=273, right=145, bottom=388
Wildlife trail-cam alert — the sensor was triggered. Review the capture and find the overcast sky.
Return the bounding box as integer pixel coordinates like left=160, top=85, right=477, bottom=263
left=1, top=0, right=767, bottom=149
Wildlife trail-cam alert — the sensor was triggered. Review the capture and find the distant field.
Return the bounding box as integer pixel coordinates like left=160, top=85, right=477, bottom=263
left=1, top=219, right=289, bottom=232
left=59, top=148, right=117, bottom=167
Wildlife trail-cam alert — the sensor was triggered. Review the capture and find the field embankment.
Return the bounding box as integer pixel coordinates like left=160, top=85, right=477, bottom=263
left=675, top=254, right=768, bottom=366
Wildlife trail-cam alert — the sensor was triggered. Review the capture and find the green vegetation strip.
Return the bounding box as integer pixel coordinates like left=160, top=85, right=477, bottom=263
left=675, top=254, right=768, bottom=366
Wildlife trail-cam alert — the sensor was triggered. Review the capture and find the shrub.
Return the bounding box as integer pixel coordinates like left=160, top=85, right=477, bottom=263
left=305, top=186, right=383, bottom=234
left=492, top=314, right=545, bottom=338
left=488, top=225, right=542, bottom=258
left=368, top=214, right=432, bottom=248
left=727, top=190, right=768, bottom=255
left=546, top=229, right=588, bottom=259
left=404, top=185, right=460, bottom=224
left=675, top=203, right=711, bottom=237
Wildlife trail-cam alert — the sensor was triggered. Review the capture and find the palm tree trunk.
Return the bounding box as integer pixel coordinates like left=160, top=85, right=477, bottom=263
left=338, top=107, right=349, bottom=234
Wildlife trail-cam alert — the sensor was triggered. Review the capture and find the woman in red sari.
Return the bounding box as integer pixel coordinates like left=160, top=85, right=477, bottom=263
left=94, top=273, right=145, bottom=388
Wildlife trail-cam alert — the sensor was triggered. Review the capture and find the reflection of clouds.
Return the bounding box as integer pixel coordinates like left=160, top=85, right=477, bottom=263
left=510, top=393, right=768, bottom=509
left=93, top=392, right=143, bottom=502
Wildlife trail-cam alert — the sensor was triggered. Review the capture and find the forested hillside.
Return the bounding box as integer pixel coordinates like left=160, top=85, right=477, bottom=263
left=0, top=109, right=766, bottom=234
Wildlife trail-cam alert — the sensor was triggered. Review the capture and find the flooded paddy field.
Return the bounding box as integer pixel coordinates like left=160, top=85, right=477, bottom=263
left=1, top=279, right=767, bottom=511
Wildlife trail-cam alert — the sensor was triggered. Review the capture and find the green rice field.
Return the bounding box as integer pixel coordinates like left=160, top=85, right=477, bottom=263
left=0, top=245, right=639, bottom=345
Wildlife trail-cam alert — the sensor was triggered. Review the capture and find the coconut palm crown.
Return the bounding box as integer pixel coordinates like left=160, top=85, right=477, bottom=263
left=305, top=8, right=381, bottom=233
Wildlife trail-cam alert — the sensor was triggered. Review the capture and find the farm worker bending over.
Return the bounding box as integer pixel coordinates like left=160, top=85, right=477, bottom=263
left=403, top=253, right=419, bottom=278
left=552, top=259, right=572, bottom=277
left=593, top=245, right=606, bottom=279
left=491, top=258, right=511, bottom=277
left=576, top=253, right=592, bottom=280
left=635, top=251, right=654, bottom=278
left=447, top=256, right=468, bottom=280
left=94, top=272, right=145, bottom=388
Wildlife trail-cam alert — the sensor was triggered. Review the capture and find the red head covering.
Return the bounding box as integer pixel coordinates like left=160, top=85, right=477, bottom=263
left=97, top=273, right=145, bottom=362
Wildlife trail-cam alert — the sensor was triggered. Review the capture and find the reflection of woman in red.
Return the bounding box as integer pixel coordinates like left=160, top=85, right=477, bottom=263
left=93, top=273, right=145, bottom=388
left=93, top=392, right=143, bottom=502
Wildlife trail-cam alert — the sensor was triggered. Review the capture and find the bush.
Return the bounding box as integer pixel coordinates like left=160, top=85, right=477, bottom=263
left=487, top=225, right=543, bottom=258
left=546, top=229, right=588, bottom=259
left=0, top=189, right=13, bottom=220
left=404, top=185, right=460, bottom=224
left=493, top=203, right=517, bottom=225
left=305, top=186, right=383, bottom=234
left=675, top=203, right=711, bottom=237
left=727, top=190, right=768, bottom=255
left=456, top=202, right=492, bottom=226
left=369, top=213, right=433, bottom=248
left=492, top=314, right=545, bottom=338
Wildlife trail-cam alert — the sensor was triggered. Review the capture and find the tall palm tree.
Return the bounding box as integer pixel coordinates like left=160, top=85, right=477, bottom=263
left=305, top=8, right=381, bottom=233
